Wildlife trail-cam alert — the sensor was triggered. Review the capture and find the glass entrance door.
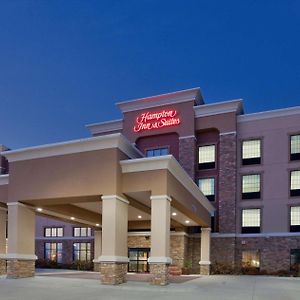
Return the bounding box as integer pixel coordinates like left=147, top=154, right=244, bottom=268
left=128, top=248, right=150, bottom=273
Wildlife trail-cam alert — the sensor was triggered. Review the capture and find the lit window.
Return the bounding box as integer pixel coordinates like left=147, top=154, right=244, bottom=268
left=73, top=242, right=91, bottom=261
left=290, top=171, right=300, bottom=197
left=73, top=227, right=92, bottom=237
left=242, top=208, right=261, bottom=233
left=242, top=174, right=261, bottom=199
left=290, top=207, right=300, bottom=232
left=242, top=250, right=260, bottom=268
left=146, top=147, right=169, bottom=157
left=198, top=145, right=216, bottom=169
left=44, top=227, right=64, bottom=237
left=198, top=178, right=215, bottom=201
left=242, top=140, right=261, bottom=165
left=45, top=242, right=63, bottom=263
left=291, top=135, right=300, bottom=161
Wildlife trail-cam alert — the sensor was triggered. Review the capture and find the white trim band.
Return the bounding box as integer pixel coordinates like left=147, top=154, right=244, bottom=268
left=1, top=133, right=142, bottom=162
left=0, top=174, right=9, bottom=185
left=99, top=256, right=129, bottom=263
left=101, top=195, right=129, bottom=204
left=148, top=257, right=172, bottom=264
left=0, top=254, right=38, bottom=261
left=199, top=261, right=211, bottom=265
left=150, top=195, right=172, bottom=202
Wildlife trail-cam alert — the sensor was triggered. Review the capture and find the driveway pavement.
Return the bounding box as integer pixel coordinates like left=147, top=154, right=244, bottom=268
left=0, top=273, right=299, bottom=300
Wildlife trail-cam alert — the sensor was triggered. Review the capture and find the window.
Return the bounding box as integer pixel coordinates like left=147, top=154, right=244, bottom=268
left=290, top=170, right=300, bottom=197
left=198, top=178, right=215, bottom=201
left=73, top=227, right=92, bottom=237
left=242, top=174, right=261, bottom=199
left=198, top=145, right=216, bottom=169
left=146, top=147, right=169, bottom=157
left=45, top=242, right=63, bottom=263
left=242, top=140, right=261, bottom=165
left=290, top=206, right=300, bottom=232
left=73, top=242, right=91, bottom=261
left=242, top=250, right=260, bottom=268
left=290, top=249, right=300, bottom=272
left=291, top=135, right=300, bottom=161
left=242, top=208, right=261, bottom=233
left=44, top=227, right=63, bottom=237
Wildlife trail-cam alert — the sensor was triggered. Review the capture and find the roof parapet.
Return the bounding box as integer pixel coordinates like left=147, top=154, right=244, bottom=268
left=116, top=87, right=204, bottom=113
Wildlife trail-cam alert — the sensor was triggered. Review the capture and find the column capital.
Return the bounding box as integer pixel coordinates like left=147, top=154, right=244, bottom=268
left=150, top=195, right=172, bottom=202
left=101, top=195, right=129, bottom=204
left=201, top=227, right=211, bottom=233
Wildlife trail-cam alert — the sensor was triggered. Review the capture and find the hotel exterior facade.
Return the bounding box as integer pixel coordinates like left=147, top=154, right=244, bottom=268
left=0, top=87, right=300, bottom=285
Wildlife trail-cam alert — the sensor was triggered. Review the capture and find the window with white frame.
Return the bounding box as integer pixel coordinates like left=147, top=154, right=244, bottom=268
left=198, top=178, right=215, bottom=201
left=291, top=135, right=300, bottom=161
left=242, top=174, right=261, bottom=199
left=198, top=145, right=216, bottom=169
left=73, top=242, right=91, bottom=261
left=44, top=227, right=63, bottom=237
left=242, top=208, right=261, bottom=233
left=45, top=242, right=63, bottom=263
left=290, top=206, right=300, bottom=232
left=242, top=140, right=261, bottom=165
left=73, top=227, right=92, bottom=237
left=290, top=170, right=300, bottom=197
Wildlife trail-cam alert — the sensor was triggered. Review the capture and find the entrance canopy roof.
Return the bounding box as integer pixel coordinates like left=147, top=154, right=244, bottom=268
left=0, top=133, right=214, bottom=228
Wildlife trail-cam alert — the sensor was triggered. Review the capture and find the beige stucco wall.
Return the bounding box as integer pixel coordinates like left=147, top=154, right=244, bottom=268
left=7, top=204, right=35, bottom=255
left=7, top=148, right=126, bottom=203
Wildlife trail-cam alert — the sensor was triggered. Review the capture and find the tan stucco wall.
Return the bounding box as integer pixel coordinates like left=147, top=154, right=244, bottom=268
left=7, top=204, right=35, bottom=255
left=7, top=148, right=125, bottom=202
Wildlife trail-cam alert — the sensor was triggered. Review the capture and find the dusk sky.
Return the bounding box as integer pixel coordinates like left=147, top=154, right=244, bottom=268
left=0, top=0, right=299, bottom=149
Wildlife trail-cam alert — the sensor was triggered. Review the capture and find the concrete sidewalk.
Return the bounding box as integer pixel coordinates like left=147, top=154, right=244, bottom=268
left=0, top=275, right=299, bottom=300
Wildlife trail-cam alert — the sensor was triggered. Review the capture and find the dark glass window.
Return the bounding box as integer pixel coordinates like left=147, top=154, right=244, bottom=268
left=198, top=178, right=215, bottom=201
left=73, top=242, right=91, bottom=261
left=73, top=227, right=92, bottom=237
left=290, top=135, right=300, bottom=161
left=45, top=242, right=63, bottom=263
left=146, top=147, right=169, bottom=157
left=242, top=140, right=261, bottom=165
left=242, top=208, right=261, bottom=233
left=290, top=249, right=300, bottom=272
left=242, top=174, right=261, bottom=199
left=290, top=207, right=300, bottom=232
left=44, top=227, right=63, bottom=237
left=198, top=145, right=216, bottom=169
left=290, top=171, right=300, bottom=197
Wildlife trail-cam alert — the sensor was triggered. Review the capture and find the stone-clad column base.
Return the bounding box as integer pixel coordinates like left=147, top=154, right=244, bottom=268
left=7, top=260, right=35, bottom=279
left=0, top=259, right=6, bottom=275
left=150, top=264, right=169, bottom=286
left=93, top=262, right=101, bottom=272
left=200, top=263, right=211, bottom=275
left=100, top=263, right=127, bottom=285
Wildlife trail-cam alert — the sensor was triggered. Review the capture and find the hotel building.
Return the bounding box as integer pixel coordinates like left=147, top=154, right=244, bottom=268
left=0, top=87, right=300, bottom=285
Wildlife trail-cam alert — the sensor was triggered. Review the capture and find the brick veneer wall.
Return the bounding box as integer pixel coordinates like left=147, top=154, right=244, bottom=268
left=236, top=236, right=300, bottom=272
left=128, top=235, right=188, bottom=268
left=218, top=133, right=237, bottom=234
left=211, top=237, right=236, bottom=269
left=179, top=137, right=196, bottom=178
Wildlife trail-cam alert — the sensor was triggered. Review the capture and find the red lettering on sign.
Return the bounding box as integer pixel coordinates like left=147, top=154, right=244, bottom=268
left=133, top=110, right=181, bottom=133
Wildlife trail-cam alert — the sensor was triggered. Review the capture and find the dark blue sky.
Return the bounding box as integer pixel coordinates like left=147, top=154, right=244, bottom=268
left=1, top=0, right=299, bottom=149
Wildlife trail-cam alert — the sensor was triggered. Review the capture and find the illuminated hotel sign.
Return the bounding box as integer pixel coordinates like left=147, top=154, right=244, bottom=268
left=133, top=109, right=181, bottom=132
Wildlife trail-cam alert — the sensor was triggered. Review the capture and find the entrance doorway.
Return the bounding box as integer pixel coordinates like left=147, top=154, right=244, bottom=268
left=128, top=248, right=150, bottom=273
